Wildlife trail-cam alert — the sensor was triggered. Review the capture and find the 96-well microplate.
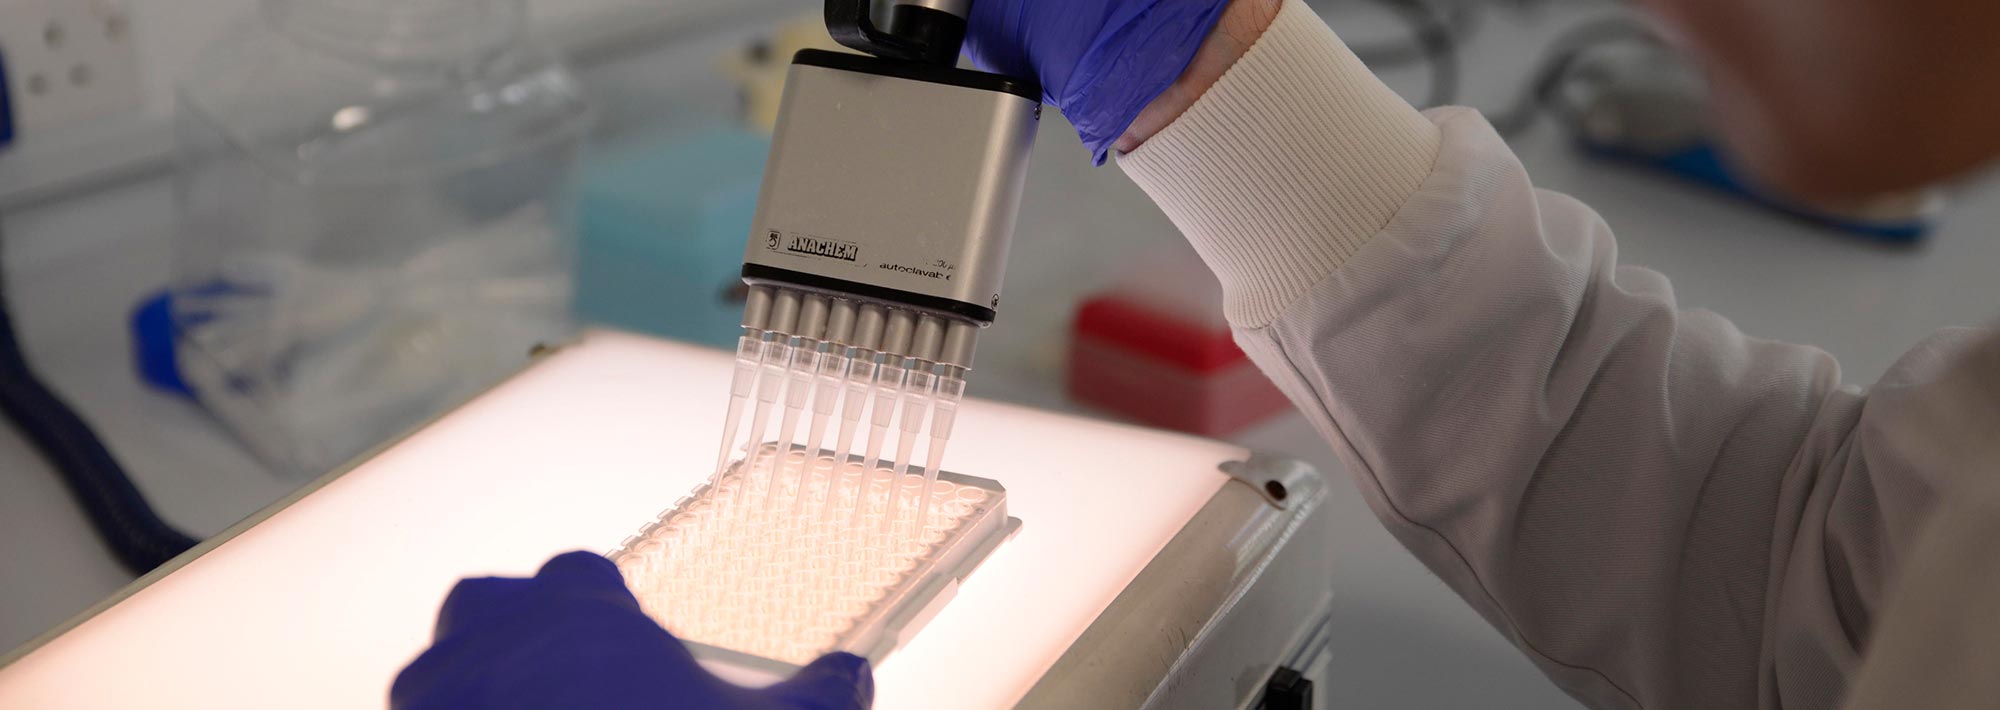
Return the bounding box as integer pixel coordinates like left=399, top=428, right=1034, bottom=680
left=608, top=444, right=1018, bottom=672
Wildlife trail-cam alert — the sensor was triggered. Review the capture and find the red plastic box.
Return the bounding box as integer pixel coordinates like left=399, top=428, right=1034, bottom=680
left=1066, top=288, right=1292, bottom=436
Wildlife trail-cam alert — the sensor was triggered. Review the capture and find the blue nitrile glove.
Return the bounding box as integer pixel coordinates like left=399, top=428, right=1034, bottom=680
left=392, top=551, right=873, bottom=710
left=965, top=0, right=1233, bottom=164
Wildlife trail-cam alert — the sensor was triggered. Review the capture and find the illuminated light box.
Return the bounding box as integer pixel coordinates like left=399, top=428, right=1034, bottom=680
left=0, top=331, right=1331, bottom=709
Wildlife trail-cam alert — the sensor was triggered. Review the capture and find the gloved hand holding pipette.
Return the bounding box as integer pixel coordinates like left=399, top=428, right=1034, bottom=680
left=963, top=0, right=1235, bottom=164
left=392, top=552, right=872, bottom=710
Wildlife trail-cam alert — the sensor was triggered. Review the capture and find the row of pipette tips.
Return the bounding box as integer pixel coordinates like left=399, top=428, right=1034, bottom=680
left=713, top=285, right=976, bottom=535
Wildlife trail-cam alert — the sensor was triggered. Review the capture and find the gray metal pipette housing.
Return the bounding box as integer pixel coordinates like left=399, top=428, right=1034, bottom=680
left=740, top=0, right=1038, bottom=370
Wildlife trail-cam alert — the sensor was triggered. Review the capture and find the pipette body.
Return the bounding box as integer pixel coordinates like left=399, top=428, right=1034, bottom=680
left=702, top=0, right=1035, bottom=538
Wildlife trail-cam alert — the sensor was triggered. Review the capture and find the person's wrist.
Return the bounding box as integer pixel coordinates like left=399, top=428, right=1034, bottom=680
left=1113, top=0, right=1282, bottom=154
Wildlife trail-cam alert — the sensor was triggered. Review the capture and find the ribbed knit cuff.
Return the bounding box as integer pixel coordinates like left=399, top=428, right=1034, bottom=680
left=1118, top=0, right=1441, bottom=328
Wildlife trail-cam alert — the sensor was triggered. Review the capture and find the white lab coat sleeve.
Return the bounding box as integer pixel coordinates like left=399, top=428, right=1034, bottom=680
left=1116, top=2, right=1988, bottom=708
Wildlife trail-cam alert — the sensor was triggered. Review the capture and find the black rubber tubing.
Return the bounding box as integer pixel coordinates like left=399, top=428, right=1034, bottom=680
left=0, top=238, right=198, bottom=575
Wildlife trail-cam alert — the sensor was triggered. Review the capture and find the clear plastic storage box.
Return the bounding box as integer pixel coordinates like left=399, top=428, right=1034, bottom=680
left=170, top=0, right=592, bottom=475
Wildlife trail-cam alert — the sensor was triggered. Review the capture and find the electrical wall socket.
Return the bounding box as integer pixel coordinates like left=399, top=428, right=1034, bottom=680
left=0, top=0, right=141, bottom=139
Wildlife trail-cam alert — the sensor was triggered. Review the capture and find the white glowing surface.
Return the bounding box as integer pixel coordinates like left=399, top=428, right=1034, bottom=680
left=0, top=331, right=1236, bottom=709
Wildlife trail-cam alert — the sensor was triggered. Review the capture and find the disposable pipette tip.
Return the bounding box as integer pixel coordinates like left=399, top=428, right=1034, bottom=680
left=795, top=414, right=831, bottom=515
left=917, top=437, right=948, bottom=527
left=893, top=436, right=916, bottom=476
left=864, top=425, right=888, bottom=471
left=846, top=467, right=871, bottom=529
left=769, top=408, right=803, bottom=508
left=744, top=402, right=774, bottom=497
left=713, top=397, right=745, bottom=477
left=712, top=334, right=768, bottom=481
left=825, top=417, right=863, bottom=520
left=881, top=435, right=920, bottom=532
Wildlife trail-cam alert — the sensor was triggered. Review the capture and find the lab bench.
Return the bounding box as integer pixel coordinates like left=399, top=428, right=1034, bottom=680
left=0, top=332, right=1339, bottom=709
left=5, top=1, right=2000, bottom=708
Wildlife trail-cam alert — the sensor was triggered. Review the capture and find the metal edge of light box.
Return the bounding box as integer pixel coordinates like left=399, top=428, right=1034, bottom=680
left=1017, top=453, right=1333, bottom=710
